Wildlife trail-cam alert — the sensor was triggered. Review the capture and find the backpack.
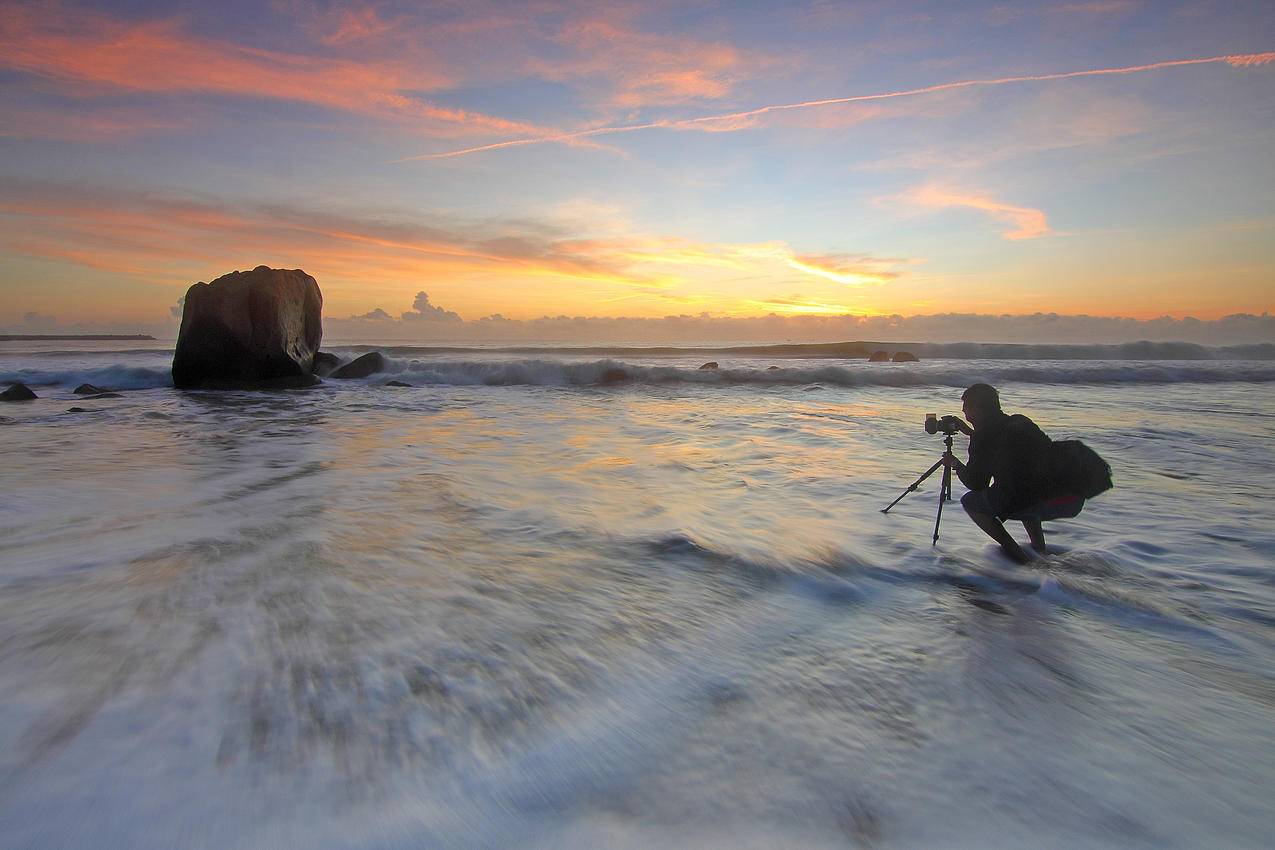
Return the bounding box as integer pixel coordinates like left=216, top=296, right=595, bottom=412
left=1050, top=440, right=1113, bottom=499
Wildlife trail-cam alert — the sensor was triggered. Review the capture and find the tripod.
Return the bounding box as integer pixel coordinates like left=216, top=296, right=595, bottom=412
left=881, top=433, right=954, bottom=545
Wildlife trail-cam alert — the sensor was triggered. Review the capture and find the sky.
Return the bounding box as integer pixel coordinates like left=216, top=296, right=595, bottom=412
left=1, top=0, right=1273, bottom=343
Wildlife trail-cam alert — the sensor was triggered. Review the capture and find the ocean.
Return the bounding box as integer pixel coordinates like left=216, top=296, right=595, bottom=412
left=2, top=339, right=1274, bottom=849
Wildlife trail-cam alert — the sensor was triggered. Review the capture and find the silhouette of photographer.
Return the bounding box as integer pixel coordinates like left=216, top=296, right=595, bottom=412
left=945, top=383, right=1084, bottom=563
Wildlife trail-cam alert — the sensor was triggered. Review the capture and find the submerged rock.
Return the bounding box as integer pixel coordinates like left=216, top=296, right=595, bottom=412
left=1, top=383, right=37, bottom=401
left=311, top=351, right=340, bottom=377
left=600, top=367, right=629, bottom=384
left=84, top=392, right=123, bottom=399
left=171, top=266, right=323, bottom=389
left=699, top=362, right=719, bottom=370
left=892, top=351, right=919, bottom=362
left=868, top=350, right=889, bottom=362
left=767, top=365, right=781, bottom=371
left=73, top=383, right=109, bottom=395
left=384, top=380, right=412, bottom=387
left=330, top=351, right=387, bottom=379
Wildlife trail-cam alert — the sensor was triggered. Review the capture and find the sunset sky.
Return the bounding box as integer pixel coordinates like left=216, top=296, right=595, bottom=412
left=1, top=0, right=1273, bottom=341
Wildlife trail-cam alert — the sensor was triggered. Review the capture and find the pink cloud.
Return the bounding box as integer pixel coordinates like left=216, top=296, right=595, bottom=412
left=307, top=5, right=403, bottom=45
left=0, top=3, right=550, bottom=138
left=534, top=15, right=759, bottom=108
left=891, top=186, right=1051, bottom=240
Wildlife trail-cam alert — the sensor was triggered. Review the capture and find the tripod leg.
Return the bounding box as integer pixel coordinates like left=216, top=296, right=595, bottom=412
left=881, top=457, right=946, bottom=513
left=932, top=457, right=952, bottom=545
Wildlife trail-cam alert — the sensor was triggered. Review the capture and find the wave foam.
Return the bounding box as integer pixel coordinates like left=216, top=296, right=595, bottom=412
left=5, top=355, right=1274, bottom=393
left=381, top=357, right=1275, bottom=388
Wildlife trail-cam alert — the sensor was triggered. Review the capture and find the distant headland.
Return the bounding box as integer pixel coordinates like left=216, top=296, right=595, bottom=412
left=0, top=334, right=156, bottom=341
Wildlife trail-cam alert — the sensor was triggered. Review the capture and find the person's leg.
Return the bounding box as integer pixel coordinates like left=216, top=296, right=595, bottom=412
left=1022, top=518, right=1047, bottom=554
left=961, top=491, right=1029, bottom=564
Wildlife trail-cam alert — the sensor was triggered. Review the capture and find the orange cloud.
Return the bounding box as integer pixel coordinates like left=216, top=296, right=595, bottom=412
left=741, top=295, right=863, bottom=316
left=889, top=186, right=1050, bottom=240
left=0, top=182, right=912, bottom=318
left=0, top=4, right=548, bottom=138
left=787, top=253, right=902, bottom=285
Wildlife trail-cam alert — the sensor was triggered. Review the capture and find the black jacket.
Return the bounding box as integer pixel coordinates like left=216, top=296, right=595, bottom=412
left=958, top=412, right=1057, bottom=517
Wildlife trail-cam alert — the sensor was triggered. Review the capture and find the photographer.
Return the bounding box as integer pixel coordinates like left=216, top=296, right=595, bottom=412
left=945, top=383, right=1079, bottom=563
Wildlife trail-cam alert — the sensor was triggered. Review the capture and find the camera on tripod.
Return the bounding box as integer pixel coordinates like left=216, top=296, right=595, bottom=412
left=884, top=413, right=965, bottom=543
left=924, top=413, right=962, bottom=435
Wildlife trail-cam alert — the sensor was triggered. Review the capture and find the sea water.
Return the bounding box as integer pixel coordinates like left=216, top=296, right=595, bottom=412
left=2, top=341, right=1274, bottom=849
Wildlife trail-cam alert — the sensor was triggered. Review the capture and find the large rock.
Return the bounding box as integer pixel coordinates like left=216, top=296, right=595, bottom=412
left=2, top=382, right=37, bottom=401
left=330, top=351, right=387, bottom=380
left=868, top=350, right=890, bottom=362
left=172, top=266, right=322, bottom=389
left=892, top=351, right=919, bottom=362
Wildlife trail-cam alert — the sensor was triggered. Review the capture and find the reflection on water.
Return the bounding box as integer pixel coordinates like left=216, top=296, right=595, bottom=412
left=2, top=378, right=1274, bottom=848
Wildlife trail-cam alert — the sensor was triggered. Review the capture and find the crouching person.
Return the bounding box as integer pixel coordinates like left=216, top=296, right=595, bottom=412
left=945, top=383, right=1085, bottom=564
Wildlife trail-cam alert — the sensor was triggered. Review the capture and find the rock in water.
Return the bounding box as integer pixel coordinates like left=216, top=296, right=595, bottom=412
left=384, top=380, right=412, bottom=387
left=892, top=351, right=919, bottom=362
left=312, top=351, right=341, bottom=377
left=699, top=362, right=719, bottom=370
left=600, top=367, right=629, bottom=384
left=868, top=350, right=889, bottom=362
left=73, top=383, right=109, bottom=395
left=2, top=383, right=37, bottom=401
left=330, top=352, right=387, bottom=379
left=171, top=266, right=322, bottom=389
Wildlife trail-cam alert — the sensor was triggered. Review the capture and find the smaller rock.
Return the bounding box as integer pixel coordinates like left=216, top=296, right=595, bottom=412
left=699, top=362, right=719, bottom=370
left=600, top=368, right=629, bottom=384
left=66, top=407, right=89, bottom=413
left=767, top=366, right=781, bottom=371
left=868, top=350, right=889, bottom=362
left=384, top=380, right=413, bottom=387
left=1, top=383, right=37, bottom=401
left=312, top=351, right=341, bottom=377
left=892, top=351, right=919, bottom=362
left=73, top=383, right=109, bottom=395
left=330, top=352, right=387, bottom=379
left=84, top=392, right=123, bottom=399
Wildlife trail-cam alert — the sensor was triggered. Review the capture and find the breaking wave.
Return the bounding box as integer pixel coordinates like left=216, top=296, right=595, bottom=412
left=378, top=357, right=1275, bottom=387
left=356, top=340, right=1275, bottom=361
left=5, top=357, right=1275, bottom=392
left=0, top=364, right=173, bottom=390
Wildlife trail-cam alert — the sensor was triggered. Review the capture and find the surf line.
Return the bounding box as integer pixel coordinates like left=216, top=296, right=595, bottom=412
left=394, top=51, right=1275, bottom=162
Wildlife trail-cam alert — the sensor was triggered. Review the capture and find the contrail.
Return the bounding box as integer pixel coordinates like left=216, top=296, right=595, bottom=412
left=394, top=51, right=1274, bottom=162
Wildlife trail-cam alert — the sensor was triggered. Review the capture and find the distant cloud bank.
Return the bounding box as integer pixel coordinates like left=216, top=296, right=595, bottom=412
left=315, top=294, right=1274, bottom=345
left=6, top=293, right=1272, bottom=346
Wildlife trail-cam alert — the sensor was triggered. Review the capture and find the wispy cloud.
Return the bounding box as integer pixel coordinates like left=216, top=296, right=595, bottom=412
left=0, top=4, right=550, bottom=138
left=536, top=16, right=757, bottom=108
left=400, top=50, right=1275, bottom=160
left=888, top=186, right=1050, bottom=240
left=0, top=182, right=911, bottom=316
